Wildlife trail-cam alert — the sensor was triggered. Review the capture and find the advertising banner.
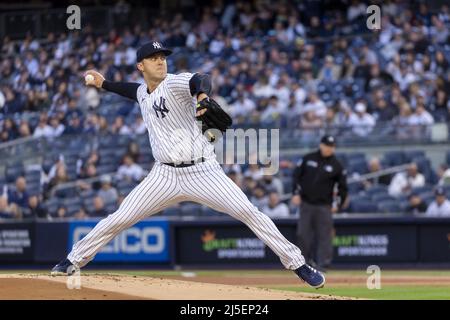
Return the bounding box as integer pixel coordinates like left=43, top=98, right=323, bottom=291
left=0, top=222, right=34, bottom=262
left=175, top=224, right=297, bottom=265
left=419, top=225, right=450, bottom=262
left=68, top=219, right=170, bottom=262
left=332, top=225, right=417, bottom=262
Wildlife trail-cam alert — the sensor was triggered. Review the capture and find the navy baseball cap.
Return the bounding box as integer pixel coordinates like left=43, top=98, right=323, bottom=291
left=136, top=41, right=172, bottom=62
left=321, top=135, right=336, bottom=146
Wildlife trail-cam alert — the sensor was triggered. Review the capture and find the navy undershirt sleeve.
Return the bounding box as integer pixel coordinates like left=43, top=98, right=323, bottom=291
left=101, top=81, right=141, bottom=102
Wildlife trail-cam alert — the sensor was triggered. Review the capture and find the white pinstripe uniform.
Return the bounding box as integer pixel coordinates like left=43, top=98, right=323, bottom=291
left=67, top=73, right=306, bottom=270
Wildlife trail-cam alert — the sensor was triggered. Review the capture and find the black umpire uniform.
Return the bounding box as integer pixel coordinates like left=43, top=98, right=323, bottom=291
left=292, top=135, right=348, bottom=270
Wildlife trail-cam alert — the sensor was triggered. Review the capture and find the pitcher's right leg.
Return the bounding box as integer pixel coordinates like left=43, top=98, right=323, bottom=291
left=64, top=162, right=180, bottom=268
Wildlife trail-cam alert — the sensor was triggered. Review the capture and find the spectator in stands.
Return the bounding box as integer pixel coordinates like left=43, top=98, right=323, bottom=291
left=229, top=92, right=256, bottom=118
left=74, top=207, right=88, bottom=220
left=18, top=121, right=31, bottom=138
left=55, top=205, right=68, bottom=219
left=63, top=113, right=83, bottom=135
left=23, top=195, right=47, bottom=219
left=116, top=154, right=145, bottom=182
left=111, top=116, right=132, bottom=135
left=408, top=104, right=434, bottom=126
left=2, top=118, right=18, bottom=141
left=250, top=184, right=268, bottom=210
left=133, top=116, right=147, bottom=135
left=126, top=142, right=141, bottom=163
left=388, top=163, right=426, bottom=197
left=33, top=114, right=52, bottom=138
left=8, top=176, right=29, bottom=209
left=363, top=157, right=392, bottom=189
left=0, top=195, right=21, bottom=219
left=425, top=187, right=450, bottom=216
left=302, top=92, right=327, bottom=119
left=48, top=116, right=65, bottom=138
left=318, top=55, right=341, bottom=82
left=406, top=192, right=427, bottom=214
left=242, top=173, right=257, bottom=198
left=262, top=191, right=290, bottom=218
left=373, top=98, right=397, bottom=122
left=89, top=196, right=107, bottom=217
left=260, top=95, right=284, bottom=123
left=438, top=164, right=450, bottom=186
left=45, top=163, right=69, bottom=198
left=347, top=102, right=376, bottom=137
left=260, top=174, right=283, bottom=195
left=97, top=175, right=119, bottom=205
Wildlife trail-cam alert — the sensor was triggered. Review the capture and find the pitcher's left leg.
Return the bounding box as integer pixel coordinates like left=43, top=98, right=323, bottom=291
left=179, top=161, right=305, bottom=270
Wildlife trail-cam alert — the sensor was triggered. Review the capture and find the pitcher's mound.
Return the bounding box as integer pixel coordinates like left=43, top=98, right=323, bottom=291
left=0, top=274, right=347, bottom=300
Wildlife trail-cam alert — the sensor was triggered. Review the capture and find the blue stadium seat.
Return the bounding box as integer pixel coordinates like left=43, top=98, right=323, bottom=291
left=377, top=201, right=401, bottom=213
left=180, top=203, right=203, bottom=216
left=347, top=182, right=364, bottom=194
left=347, top=159, right=368, bottom=174
left=105, top=203, right=118, bottom=213
left=202, top=207, right=223, bottom=217
left=5, top=165, right=24, bottom=183
left=66, top=204, right=82, bottom=216
left=371, top=193, right=395, bottom=202
left=54, top=186, right=77, bottom=198
left=384, top=151, right=405, bottom=166
left=365, top=184, right=388, bottom=196
left=404, top=150, right=426, bottom=162
left=44, top=198, right=60, bottom=216
left=411, top=185, right=433, bottom=194
left=162, top=207, right=180, bottom=217
left=349, top=201, right=378, bottom=213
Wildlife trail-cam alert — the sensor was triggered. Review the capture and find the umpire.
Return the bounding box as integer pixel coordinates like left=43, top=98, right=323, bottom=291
left=292, top=135, right=348, bottom=271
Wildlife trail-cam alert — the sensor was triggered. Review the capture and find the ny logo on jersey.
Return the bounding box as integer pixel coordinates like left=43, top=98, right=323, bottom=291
left=153, top=42, right=162, bottom=49
left=153, top=97, right=169, bottom=118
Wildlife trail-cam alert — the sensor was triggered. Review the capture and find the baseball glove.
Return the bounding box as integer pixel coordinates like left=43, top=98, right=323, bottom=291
left=196, top=98, right=232, bottom=137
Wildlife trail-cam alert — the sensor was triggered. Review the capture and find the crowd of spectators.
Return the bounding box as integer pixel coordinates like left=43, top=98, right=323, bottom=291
left=1, top=0, right=449, bottom=142
left=1, top=0, right=450, bottom=219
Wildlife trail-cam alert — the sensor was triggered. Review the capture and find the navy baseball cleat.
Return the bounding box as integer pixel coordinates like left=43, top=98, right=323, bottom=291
left=295, top=264, right=326, bottom=289
left=51, top=258, right=78, bottom=276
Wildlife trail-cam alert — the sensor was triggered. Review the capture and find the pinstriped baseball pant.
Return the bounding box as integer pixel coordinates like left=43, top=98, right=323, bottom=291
left=68, top=159, right=306, bottom=269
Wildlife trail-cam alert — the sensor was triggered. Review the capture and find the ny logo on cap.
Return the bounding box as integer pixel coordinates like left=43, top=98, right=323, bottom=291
left=153, top=42, right=162, bottom=49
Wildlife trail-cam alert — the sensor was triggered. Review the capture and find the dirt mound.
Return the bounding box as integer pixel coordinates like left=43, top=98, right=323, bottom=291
left=0, top=274, right=347, bottom=300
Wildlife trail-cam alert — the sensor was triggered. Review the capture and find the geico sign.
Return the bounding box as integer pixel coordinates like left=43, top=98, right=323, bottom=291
left=73, top=227, right=165, bottom=254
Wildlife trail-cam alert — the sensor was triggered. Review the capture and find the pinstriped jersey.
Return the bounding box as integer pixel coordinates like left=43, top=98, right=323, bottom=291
left=136, top=73, right=216, bottom=164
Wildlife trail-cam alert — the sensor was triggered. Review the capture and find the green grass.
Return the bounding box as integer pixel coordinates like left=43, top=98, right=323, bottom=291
left=270, top=285, right=450, bottom=300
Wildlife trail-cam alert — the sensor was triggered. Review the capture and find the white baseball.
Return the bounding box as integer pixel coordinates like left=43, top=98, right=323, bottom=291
left=85, top=74, right=95, bottom=83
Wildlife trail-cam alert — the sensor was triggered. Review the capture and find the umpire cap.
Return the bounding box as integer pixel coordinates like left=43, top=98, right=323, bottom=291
left=321, top=135, right=336, bottom=147
left=136, top=41, right=172, bottom=62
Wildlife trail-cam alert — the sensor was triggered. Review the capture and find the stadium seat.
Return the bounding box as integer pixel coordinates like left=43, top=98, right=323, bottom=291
left=365, top=185, right=388, bottom=196
left=383, top=151, right=405, bottom=166
left=404, top=150, right=425, bottom=162
left=377, top=201, right=401, bottom=214
left=180, top=203, right=203, bottom=216
left=162, top=207, right=180, bottom=217
left=349, top=201, right=378, bottom=213
left=202, top=207, right=223, bottom=217
left=411, top=185, right=433, bottom=194
left=5, top=165, right=24, bottom=183
left=347, top=159, right=368, bottom=174
left=371, top=193, right=395, bottom=203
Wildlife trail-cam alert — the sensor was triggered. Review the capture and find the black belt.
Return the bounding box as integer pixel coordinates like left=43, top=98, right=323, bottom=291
left=163, top=157, right=206, bottom=168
